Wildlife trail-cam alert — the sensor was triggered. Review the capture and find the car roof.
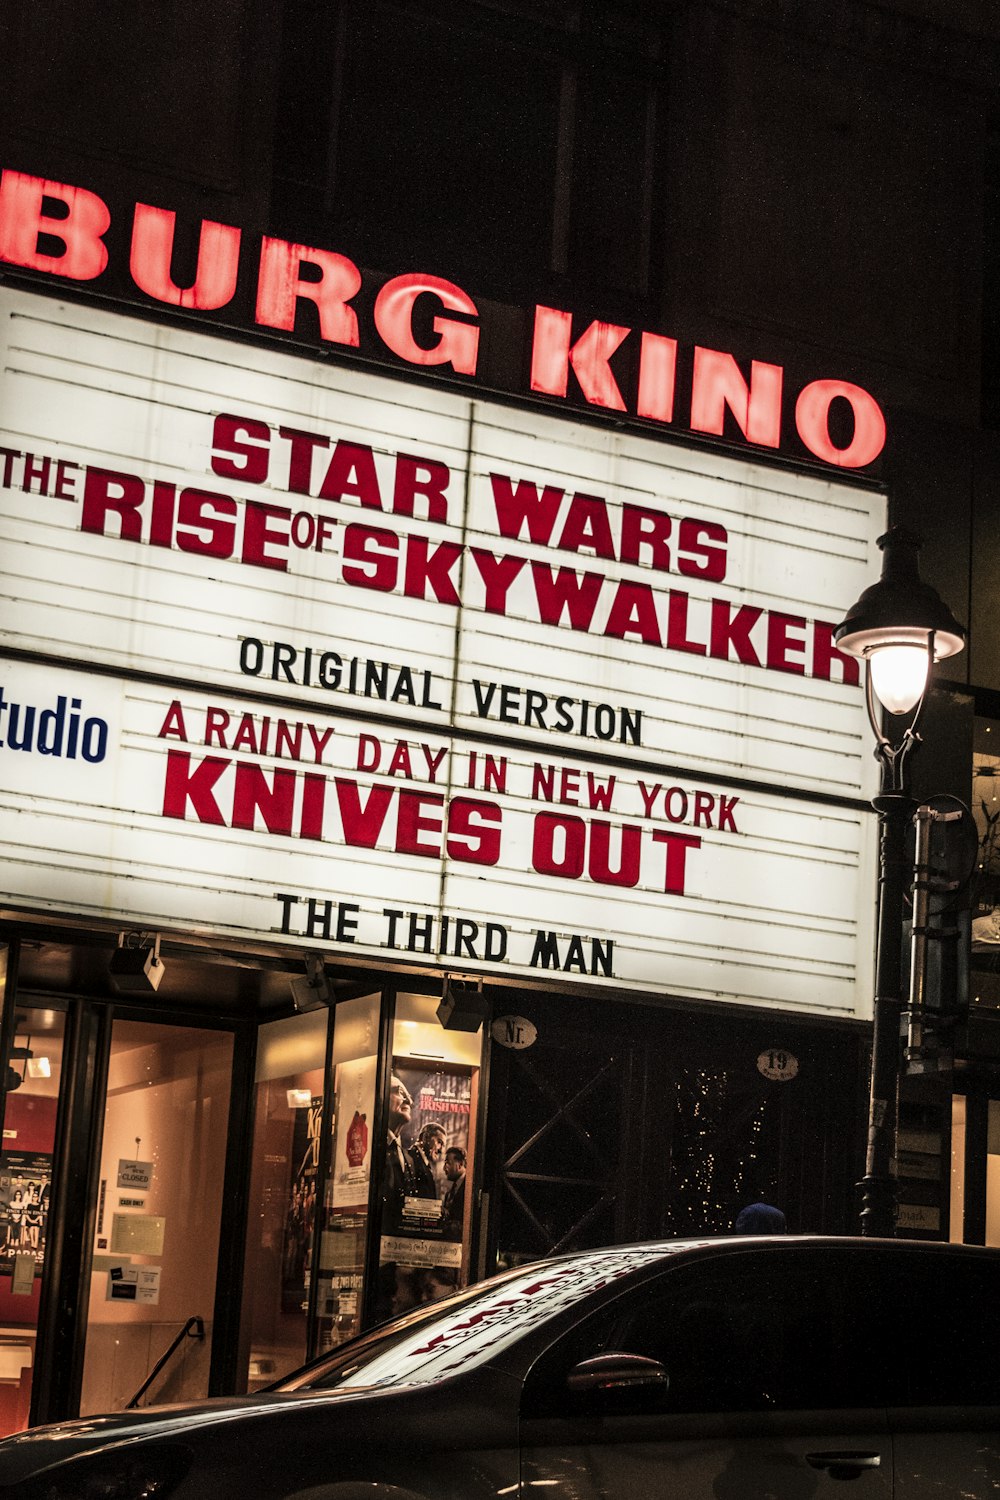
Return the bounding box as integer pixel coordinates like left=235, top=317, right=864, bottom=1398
left=519, top=1235, right=1000, bottom=1267
left=277, top=1234, right=1000, bottom=1396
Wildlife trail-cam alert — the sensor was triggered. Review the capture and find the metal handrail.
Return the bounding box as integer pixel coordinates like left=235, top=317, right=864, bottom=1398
left=125, top=1315, right=205, bottom=1409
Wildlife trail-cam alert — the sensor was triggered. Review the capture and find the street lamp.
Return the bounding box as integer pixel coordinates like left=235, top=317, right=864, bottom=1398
left=834, top=526, right=966, bottom=1236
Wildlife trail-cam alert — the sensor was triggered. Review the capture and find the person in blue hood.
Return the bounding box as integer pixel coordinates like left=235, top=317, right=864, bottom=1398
left=734, top=1201, right=787, bottom=1234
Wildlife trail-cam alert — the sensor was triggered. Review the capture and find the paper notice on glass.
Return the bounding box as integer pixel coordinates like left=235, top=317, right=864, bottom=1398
left=136, top=1267, right=161, bottom=1305
left=403, top=1196, right=442, bottom=1223
left=110, top=1213, right=165, bottom=1256
left=92, top=1254, right=129, bottom=1275
left=321, top=1231, right=362, bottom=1270
left=117, top=1159, right=153, bottom=1190
left=11, top=1253, right=35, bottom=1295
left=107, top=1265, right=138, bottom=1301
left=380, top=1234, right=461, bottom=1269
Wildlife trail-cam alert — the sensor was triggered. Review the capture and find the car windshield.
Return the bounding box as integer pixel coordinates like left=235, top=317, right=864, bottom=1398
left=276, top=1245, right=669, bottom=1392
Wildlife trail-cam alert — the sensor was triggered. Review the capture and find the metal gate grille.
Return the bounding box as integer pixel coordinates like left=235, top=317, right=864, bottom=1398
left=485, top=999, right=864, bottom=1266
left=491, top=1034, right=625, bottom=1264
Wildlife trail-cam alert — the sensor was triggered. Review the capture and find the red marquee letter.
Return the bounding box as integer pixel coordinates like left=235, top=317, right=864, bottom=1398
left=652, top=830, right=702, bottom=894
left=130, top=204, right=240, bottom=310
left=0, top=170, right=109, bottom=280
left=256, top=237, right=361, bottom=346
left=373, top=274, right=480, bottom=375
left=795, top=379, right=886, bottom=468
left=532, top=811, right=586, bottom=878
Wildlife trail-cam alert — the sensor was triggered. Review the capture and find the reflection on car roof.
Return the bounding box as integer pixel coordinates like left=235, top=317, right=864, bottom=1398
left=330, top=1242, right=689, bottom=1389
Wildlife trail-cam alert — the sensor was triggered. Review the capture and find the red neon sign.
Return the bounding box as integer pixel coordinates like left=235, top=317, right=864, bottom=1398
left=0, top=168, right=887, bottom=470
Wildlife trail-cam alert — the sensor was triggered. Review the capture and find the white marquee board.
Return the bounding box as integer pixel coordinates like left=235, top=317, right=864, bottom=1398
left=0, top=290, right=884, bottom=1016
left=0, top=660, right=875, bottom=1015
left=0, top=291, right=882, bottom=795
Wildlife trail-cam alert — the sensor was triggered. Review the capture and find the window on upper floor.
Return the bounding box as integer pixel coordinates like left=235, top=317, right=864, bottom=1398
left=271, top=0, right=667, bottom=309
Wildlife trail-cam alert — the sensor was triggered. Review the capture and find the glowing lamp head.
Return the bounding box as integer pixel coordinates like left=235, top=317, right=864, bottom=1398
left=834, top=527, right=965, bottom=715
left=867, top=640, right=932, bottom=715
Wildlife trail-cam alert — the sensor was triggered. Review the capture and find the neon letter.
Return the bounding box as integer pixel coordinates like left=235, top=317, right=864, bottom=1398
left=530, top=306, right=629, bottom=411
left=256, top=237, right=361, bottom=345
left=0, top=170, right=109, bottom=280
left=373, top=274, right=480, bottom=374
left=691, top=349, right=783, bottom=448
left=130, top=204, right=240, bottom=309
left=637, top=332, right=677, bottom=423
left=795, top=380, right=886, bottom=468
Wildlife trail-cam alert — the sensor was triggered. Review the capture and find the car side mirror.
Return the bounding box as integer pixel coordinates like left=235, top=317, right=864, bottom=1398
left=566, top=1352, right=669, bottom=1394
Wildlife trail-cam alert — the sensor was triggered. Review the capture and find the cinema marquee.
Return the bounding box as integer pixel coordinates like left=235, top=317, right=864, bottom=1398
left=0, top=283, right=882, bottom=1017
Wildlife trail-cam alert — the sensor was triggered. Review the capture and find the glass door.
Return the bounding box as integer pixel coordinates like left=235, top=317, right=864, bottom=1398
left=240, top=1006, right=330, bottom=1388
left=77, top=1018, right=234, bottom=1415
left=313, top=990, right=381, bottom=1354
left=239, top=992, right=382, bottom=1386
left=241, top=986, right=485, bottom=1377
left=0, top=991, right=64, bottom=1437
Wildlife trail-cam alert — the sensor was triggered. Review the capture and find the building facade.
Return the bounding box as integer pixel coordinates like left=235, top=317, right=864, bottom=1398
left=0, top=0, right=997, bottom=1434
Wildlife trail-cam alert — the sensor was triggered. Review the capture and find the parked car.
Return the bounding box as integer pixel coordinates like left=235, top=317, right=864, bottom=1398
left=2, top=1235, right=999, bottom=1499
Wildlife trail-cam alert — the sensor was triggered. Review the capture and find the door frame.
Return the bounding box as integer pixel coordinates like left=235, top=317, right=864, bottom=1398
left=28, top=994, right=254, bottom=1426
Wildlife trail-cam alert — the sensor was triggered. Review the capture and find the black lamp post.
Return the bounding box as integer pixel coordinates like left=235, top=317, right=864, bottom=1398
left=833, top=527, right=966, bottom=1237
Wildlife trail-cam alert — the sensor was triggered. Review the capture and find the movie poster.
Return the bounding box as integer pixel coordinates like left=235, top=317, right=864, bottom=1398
left=331, top=1057, right=377, bottom=1209
left=280, top=1096, right=322, bottom=1314
left=395, top=1061, right=471, bottom=1203
left=377, top=1062, right=472, bottom=1317
left=0, top=1151, right=52, bottom=1273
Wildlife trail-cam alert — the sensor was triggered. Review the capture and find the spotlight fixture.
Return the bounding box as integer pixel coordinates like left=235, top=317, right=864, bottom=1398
left=12, top=1035, right=50, bottom=1081
left=108, top=932, right=165, bottom=993
left=437, top=974, right=486, bottom=1033
left=289, top=954, right=332, bottom=1013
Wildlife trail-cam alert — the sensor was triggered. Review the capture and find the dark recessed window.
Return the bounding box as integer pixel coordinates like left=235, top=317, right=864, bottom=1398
left=334, top=8, right=561, bottom=290
left=984, top=124, right=1000, bottom=429
left=272, top=1, right=665, bottom=307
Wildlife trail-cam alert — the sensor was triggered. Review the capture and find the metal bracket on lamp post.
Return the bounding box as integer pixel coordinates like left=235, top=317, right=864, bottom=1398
left=903, top=799, right=974, bottom=1076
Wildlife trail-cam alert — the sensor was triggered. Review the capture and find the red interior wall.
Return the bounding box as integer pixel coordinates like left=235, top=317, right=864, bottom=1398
left=0, top=1092, right=58, bottom=1324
